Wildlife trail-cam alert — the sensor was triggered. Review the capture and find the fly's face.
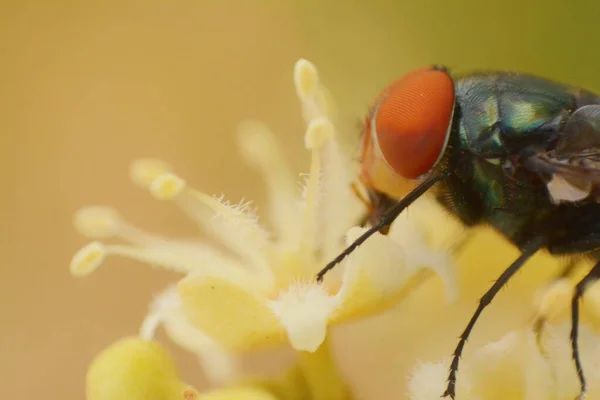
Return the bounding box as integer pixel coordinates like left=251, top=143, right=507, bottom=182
left=359, top=66, right=456, bottom=200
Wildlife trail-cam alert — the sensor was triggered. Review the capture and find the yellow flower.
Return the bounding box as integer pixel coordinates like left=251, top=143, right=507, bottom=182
left=70, top=58, right=460, bottom=360
left=399, top=250, right=600, bottom=400
left=86, top=336, right=279, bottom=400
left=408, top=323, right=600, bottom=400
left=86, top=337, right=201, bottom=400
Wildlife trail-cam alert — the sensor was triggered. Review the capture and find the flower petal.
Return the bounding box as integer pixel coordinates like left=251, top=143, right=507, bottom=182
left=178, top=275, right=283, bottom=352
left=533, top=278, right=573, bottom=324
left=390, top=195, right=467, bottom=253
left=332, top=227, right=422, bottom=322
left=140, top=286, right=239, bottom=385
left=268, top=282, right=340, bottom=352
left=541, top=323, right=600, bottom=398
left=408, top=361, right=472, bottom=400
left=468, top=330, right=552, bottom=400
left=582, top=279, right=600, bottom=321
left=388, top=198, right=460, bottom=303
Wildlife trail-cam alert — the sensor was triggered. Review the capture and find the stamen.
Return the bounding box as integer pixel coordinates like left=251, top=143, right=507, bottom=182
left=70, top=241, right=107, bottom=276
left=146, top=172, right=273, bottom=281
left=237, top=120, right=301, bottom=246
left=294, top=59, right=319, bottom=100
left=71, top=240, right=256, bottom=283
left=130, top=158, right=173, bottom=188
left=304, top=118, right=334, bottom=149
left=149, top=173, right=186, bottom=200
left=73, top=206, right=121, bottom=238
left=299, top=119, right=334, bottom=253
left=74, top=205, right=176, bottom=247
left=293, top=58, right=328, bottom=122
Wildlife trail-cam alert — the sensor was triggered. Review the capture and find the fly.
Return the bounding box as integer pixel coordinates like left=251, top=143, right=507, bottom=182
left=316, top=65, right=600, bottom=399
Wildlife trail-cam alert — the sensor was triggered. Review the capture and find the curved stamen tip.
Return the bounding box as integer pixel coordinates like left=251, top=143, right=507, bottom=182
left=70, top=241, right=107, bottom=277
left=149, top=173, right=186, bottom=200
left=73, top=206, right=121, bottom=238
left=294, top=58, right=319, bottom=99
left=305, top=117, right=334, bottom=149
left=130, top=158, right=173, bottom=188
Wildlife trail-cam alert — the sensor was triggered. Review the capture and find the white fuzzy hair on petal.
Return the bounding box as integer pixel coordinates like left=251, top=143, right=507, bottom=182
left=268, top=282, right=340, bottom=352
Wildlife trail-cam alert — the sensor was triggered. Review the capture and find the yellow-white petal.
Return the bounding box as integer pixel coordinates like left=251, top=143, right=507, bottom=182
left=178, top=275, right=282, bottom=351
left=408, top=361, right=472, bottom=400
left=542, top=323, right=600, bottom=398
left=333, top=227, right=427, bottom=321
left=469, top=330, right=552, bottom=400
left=392, top=196, right=468, bottom=253
left=268, top=282, right=340, bottom=352
left=534, top=278, right=573, bottom=323
left=410, top=325, right=600, bottom=400
left=388, top=202, right=459, bottom=303
left=582, top=279, right=600, bottom=321
left=141, top=286, right=239, bottom=385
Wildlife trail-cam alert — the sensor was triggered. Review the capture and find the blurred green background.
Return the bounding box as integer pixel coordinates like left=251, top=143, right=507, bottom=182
left=2, top=1, right=600, bottom=399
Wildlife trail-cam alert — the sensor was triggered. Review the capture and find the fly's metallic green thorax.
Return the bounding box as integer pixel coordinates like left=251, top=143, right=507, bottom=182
left=453, top=72, right=600, bottom=156
left=432, top=71, right=600, bottom=247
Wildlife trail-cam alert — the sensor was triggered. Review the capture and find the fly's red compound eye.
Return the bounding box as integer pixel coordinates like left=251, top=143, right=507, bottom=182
left=372, top=66, right=455, bottom=179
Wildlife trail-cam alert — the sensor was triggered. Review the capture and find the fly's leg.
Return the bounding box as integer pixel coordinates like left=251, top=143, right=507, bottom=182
left=571, top=260, right=600, bottom=400
left=534, top=258, right=581, bottom=354
left=442, top=236, right=546, bottom=399
left=542, top=204, right=600, bottom=400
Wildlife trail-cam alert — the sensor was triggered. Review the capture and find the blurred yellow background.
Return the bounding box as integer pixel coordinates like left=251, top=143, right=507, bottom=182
left=2, top=1, right=600, bottom=399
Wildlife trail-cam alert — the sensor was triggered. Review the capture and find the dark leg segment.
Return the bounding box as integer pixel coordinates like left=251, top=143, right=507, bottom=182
left=443, top=236, right=546, bottom=399
left=316, top=172, right=448, bottom=282
left=534, top=258, right=581, bottom=351
left=571, top=260, right=600, bottom=400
